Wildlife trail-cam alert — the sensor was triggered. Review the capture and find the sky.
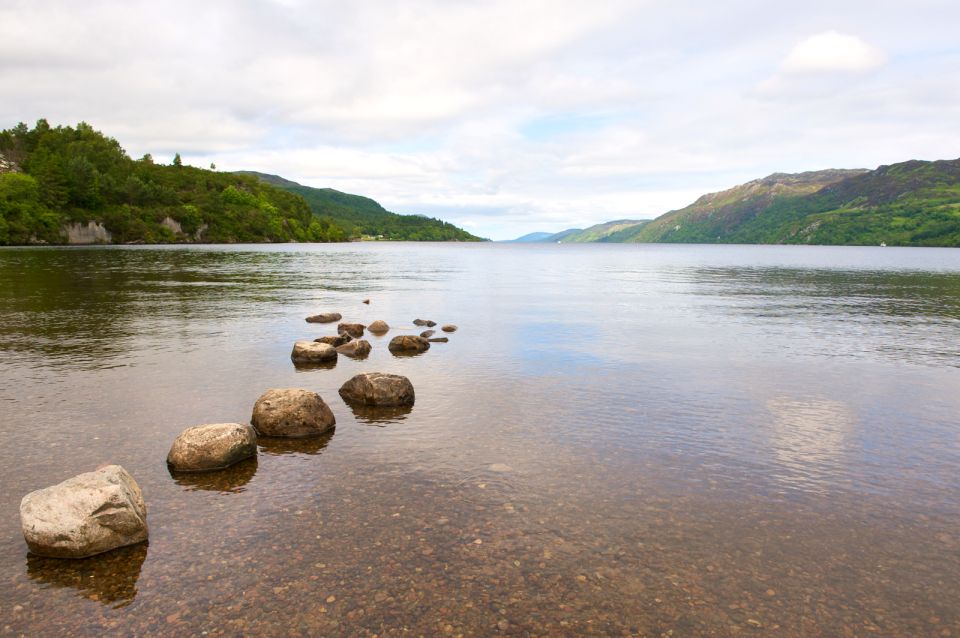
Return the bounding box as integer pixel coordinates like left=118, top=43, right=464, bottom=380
left=2, top=0, right=959, bottom=240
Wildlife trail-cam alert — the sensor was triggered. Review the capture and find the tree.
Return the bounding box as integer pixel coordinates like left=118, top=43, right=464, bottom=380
left=210, top=162, right=216, bottom=171
left=172, top=153, right=182, bottom=167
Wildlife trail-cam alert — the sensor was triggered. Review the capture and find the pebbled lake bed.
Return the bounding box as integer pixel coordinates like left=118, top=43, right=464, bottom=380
left=1, top=242, right=959, bottom=636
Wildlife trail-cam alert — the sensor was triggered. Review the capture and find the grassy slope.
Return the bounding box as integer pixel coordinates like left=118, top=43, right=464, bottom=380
left=558, top=219, right=650, bottom=242
left=241, top=171, right=484, bottom=241
left=623, top=160, right=960, bottom=246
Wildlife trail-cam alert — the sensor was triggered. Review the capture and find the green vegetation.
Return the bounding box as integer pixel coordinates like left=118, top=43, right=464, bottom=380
left=241, top=172, right=484, bottom=241
left=0, top=120, right=348, bottom=245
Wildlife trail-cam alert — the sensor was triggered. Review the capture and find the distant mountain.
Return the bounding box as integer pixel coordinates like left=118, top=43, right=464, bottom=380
left=529, top=158, right=960, bottom=247
left=509, top=231, right=556, bottom=242
left=240, top=171, right=484, bottom=242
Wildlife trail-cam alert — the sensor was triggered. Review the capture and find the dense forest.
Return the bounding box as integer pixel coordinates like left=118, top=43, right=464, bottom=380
left=241, top=172, right=482, bottom=241
left=0, top=120, right=351, bottom=245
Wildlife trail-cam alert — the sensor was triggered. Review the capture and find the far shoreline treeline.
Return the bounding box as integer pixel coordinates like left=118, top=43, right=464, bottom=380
left=0, top=120, right=483, bottom=246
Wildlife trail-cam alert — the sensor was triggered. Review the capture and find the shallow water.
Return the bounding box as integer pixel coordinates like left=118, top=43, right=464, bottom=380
left=1, top=243, right=959, bottom=637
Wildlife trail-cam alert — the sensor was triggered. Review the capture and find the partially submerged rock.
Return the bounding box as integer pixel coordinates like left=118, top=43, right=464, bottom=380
left=314, top=334, right=352, bottom=347
left=419, top=330, right=435, bottom=338
left=291, top=340, right=338, bottom=363
left=339, top=372, right=415, bottom=407
left=428, top=337, right=449, bottom=343
left=251, top=388, right=336, bottom=438
left=388, top=335, right=430, bottom=354
left=362, top=299, right=370, bottom=304
left=166, top=423, right=257, bottom=472
left=306, top=312, right=341, bottom=324
left=20, top=465, right=148, bottom=559
left=413, top=318, right=437, bottom=327
left=337, top=322, right=366, bottom=338
left=441, top=324, right=458, bottom=333
left=336, top=339, right=372, bottom=358
left=368, top=320, right=390, bottom=335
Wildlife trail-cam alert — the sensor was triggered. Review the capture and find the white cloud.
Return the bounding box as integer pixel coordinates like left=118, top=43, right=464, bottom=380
left=781, top=31, right=886, bottom=73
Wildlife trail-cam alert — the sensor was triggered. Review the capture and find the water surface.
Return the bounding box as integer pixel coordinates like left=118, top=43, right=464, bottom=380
left=1, top=243, right=958, bottom=636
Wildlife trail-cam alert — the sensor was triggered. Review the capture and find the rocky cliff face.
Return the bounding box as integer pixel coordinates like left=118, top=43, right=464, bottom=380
left=0, top=151, right=20, bottom=173
left=64, top=222, right=112, bottom=244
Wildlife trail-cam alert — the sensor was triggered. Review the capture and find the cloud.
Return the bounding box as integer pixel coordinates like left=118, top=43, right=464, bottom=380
left=781, top=31, right=886, bottom=74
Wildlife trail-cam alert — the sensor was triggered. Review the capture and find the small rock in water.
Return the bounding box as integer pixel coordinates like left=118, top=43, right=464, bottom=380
left=251, top=388, right=336, bottom=438
left=413, top=318, right=430, bottom=326
left=425, top=320, right=437, bottom=327
left=336, top=339, right=372, bottom=358
left=388, top=335, right=430, bottom=354
left=368, top=320, right=389, bottom=335
left=420, top=330, right=435, bottom=338
left=488, top=463, right=513, bottom=473
left=428, top=337, right=448, bottom=343
left=441, top=324, right=458, bottom=333
left=362, top=299, right=370, bottom=304
left=20, top=465, right=148, bottom=558
left=314, top=334, right=351, bottom=347
left=337, top=322, right=366, bottom=338
left=291, top=340, right=338, bottom=363
left=167, top=423, right=257, bottom=472
left=339, top=372, right=415, bottom=407
left=305, top=312, right=341, bottom=324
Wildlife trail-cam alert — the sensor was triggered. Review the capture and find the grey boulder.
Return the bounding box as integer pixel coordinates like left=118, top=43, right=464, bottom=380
left=306, top=312, right=342, bottom=324
left=251, top=388, right=336, bottom=438
left=291, top=340, right=338, bottom=363
left=20, top=465, right=148, bottom=559
left=167, top=423, right=257, bottom=472
left=339, top=372, right=415, bottom=407
left=336, top=339, right=372, bottom=358
left=388, top=335, right=430, bottom=354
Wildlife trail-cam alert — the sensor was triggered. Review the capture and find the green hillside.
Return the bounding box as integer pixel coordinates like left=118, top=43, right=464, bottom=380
left=624, top=160, right=960, bottom=246
left=558, top=219, right=649, bottom=242
left=240, top=171, right=484, bottom=241
left=0, top=120, right=347, bottom=245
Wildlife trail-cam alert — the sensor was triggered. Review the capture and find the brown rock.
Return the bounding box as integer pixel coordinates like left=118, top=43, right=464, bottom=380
left=362, top=299, right=370, bottom=304
left=368, top=320, right=390, bottom=335
left=291, top=340, right=338, bottom=363
left=166, top=423, right=257, bottom=472
left=412, top=318, right=433, bottom=326
left=337, top=322, right=366, bottom=338
left=20, top=465, right=148, bottom=558
left=428, top=337, right=449, bottom=343
left=314, top=334, right=351, bottom=347
left=339, top=373, right=415, bottom=407
left=419, top=330, right=435, bottom=338
left=305, top=312, right=341, bottom=323
left=388, top=335, right=430, bottom=354
left=441, top=324, right=457, bottom=333
left=336, top=339, right=372, bottom=358
left=251, top=388, right=336, bottom=438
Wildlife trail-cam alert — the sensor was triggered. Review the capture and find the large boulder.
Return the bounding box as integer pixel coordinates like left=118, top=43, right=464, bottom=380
left=336, top=339, right=372, bottom=358
left=167, top=423, right=257, bottom=472
left=306, top=312, right=341, bottom=324
left=339, top=373, right=415, bottom=407
left=368, top=320, right=390, bottom=335
left=291, top=340, right=338, bottom=363
left=251, top=388, right=336, bottom=438
left=314, top=334, right=351, bottom=347
left=388, top=335, right=430, bottom=354
left=441, top=324, right=458, bottom=333
left=337, top=323, right=366, bottom=338
left=20, top=465, right=148, bottom=559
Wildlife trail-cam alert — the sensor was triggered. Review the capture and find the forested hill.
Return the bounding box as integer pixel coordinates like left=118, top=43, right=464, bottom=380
left=239, top=172, right=483, bottom=241
left=0, top=120, right=349, bottom=245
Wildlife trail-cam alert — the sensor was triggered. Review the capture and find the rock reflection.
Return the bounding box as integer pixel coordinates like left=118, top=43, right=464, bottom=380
left=766, top=396, right=855, bottom=494
left=169, top=456, right=258, bottom=493
left=347, top=404, right=414, bottom=426
left=26, top=542, right=147, bottom=608
left=292, top=360, right=337, bottom=372
left=258, top=428, right=335, bottom=455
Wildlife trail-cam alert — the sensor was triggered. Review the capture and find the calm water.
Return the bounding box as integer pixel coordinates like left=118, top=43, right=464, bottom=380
left=1, top=243, right=959, bottom=637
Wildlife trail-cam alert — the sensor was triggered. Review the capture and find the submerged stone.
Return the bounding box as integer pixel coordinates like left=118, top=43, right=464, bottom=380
left=305, top=312, right=341, bottom=323
left=339, top=372, right=415, bottom=407
left=388, top=335, right=430, bottom=354
left=336, top=339, right=372, bottom=358
left=337, top=323, right=366, bottom=338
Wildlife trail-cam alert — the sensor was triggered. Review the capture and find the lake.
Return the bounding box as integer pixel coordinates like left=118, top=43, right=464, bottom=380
left=1, top=242, right=958, bottom=636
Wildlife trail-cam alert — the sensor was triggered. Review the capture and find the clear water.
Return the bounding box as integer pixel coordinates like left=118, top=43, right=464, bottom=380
left=1, top=243, right=958, bottom=636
